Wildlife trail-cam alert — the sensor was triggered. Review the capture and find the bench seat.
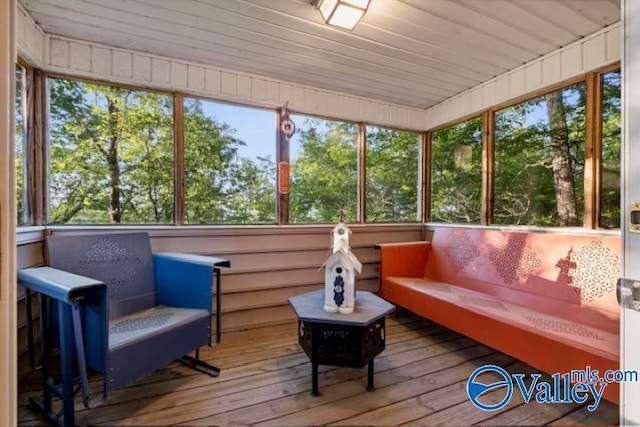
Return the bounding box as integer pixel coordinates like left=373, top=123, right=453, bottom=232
left=379, top=227, right=620, bottom=403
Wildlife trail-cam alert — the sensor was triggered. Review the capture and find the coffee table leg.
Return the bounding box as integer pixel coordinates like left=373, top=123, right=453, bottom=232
left=367, top=359, right=375, bottom=391
left=312, top=361, right=319, bottom=396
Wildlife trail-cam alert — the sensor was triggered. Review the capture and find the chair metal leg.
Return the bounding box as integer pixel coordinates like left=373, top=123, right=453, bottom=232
left=178, top=349, right=220, bottom=377
left=30, top=300, right=78, bottom=427
left=25, top=290, right=42, bottom=371
left=59, top=302, right=76, bottom=426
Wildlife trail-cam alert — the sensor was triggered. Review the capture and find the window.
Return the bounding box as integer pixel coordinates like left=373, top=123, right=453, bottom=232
left=183, top=98, right=276, bottom=224
left=48, top=78, right=174, bottom=224
left=289, top=115, right=358, bottom=223
left=600, top=71, right=621, bottom=229
left=430, top=117, right=483, bottom=223
left=493, top=83, right=586, bottom=226
left=15, top=65, right=27, bottom=226
left=366, top=126, right=421, bottom=222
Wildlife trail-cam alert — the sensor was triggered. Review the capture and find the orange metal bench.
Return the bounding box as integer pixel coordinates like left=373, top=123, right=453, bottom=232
left=377, top=227, right=620, bottom=403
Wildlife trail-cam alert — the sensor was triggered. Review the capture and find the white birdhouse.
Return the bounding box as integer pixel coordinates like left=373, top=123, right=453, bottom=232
left=322, top=222, right=362, bottom=314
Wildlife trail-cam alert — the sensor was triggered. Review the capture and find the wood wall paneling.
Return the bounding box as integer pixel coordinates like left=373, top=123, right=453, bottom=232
left=15, top=224, right=421, bottom=381
left=425, top=23, right=621, bottom=130
left=2, top=1, right=18, bottom=422
left=41, top=35, right=427, bottom=131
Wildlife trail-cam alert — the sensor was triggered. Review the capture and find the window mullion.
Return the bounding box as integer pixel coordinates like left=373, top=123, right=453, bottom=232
left=422, top=131, right=431, bottom=223
left=584, top=72, right=601, bottom=229
left=482, top=110, right=495, bottom=226
left=358, top=122, right=366, bottom=224
left=174, top=93, right=184, bottom=226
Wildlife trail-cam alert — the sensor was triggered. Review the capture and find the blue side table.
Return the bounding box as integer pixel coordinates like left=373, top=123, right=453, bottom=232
left=288, top=290, right=395, bottom=396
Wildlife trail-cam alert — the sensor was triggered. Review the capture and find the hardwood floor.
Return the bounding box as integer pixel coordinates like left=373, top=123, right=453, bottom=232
left=18, top=313, right=619, bottom=426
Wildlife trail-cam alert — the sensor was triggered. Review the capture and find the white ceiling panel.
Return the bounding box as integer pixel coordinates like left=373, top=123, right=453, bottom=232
left=21, top=0, right=620, bottom=108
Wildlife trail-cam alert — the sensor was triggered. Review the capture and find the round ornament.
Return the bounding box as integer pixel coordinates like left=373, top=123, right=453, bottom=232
left=281, top=118, right=295, bottom=137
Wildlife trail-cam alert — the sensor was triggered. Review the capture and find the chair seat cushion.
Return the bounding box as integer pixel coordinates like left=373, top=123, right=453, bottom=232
left=109, top=305, right=210, bottom=351
left=385, top=277, right=618, bottom=360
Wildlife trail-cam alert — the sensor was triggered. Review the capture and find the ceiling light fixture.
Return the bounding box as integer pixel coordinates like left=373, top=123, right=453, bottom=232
left=316, top=0, right=370, bottom=30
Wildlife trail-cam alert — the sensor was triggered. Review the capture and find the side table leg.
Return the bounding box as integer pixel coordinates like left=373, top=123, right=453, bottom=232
left=312, top=361, right=319, bottom=396
left=367, top=359, right=375, bottom=391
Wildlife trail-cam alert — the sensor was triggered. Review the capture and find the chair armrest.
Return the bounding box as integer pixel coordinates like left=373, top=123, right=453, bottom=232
left=375, top=241, right=432, bottom=280
left=18, top=266, right=106, bottom=303
left=152, top=253, right=230, bottom=311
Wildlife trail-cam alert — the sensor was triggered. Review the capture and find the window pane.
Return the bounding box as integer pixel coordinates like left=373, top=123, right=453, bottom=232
left=183, top=99, right=276, bottom=224
left=430, top=117, right=483, bottom=223
left=366, top=127, right=420, bottom=223
left=600, top=71, right=621, bottom=229
left=494, top=83, right=586, bottom=226
left=15, top=66, right=26, bottom=226
left=290, top=115, right=358, bottom=223
left=48, top=78, right=174, bottom=224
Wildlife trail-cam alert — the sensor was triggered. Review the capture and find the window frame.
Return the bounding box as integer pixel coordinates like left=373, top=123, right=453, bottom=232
left=364, top=124, right=423, bottom=224
left=34, top=63, right=619, bottom=229
left=424, top=63, right=621, bottom=230
left=45, top=73, right=177, bottom=225
left=594, top=65, right=623, bottom=229
left=15, top=59, right=38, bottom=228
left=428, top=114, right=485, bottom=225
left=180, top=93, right=279, bottom=225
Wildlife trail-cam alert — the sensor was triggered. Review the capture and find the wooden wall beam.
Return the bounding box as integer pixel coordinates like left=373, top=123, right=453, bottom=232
left=277, top=110, right=290, bottom=225
left=174, top=94, right=184, bottom=225
left=358, top=123, right=366, bottom=223
left=584, top=72, right=599, bottom=229
left=481, top=111, right=495, bottom=225
left=422, top=131, right=431, bottom=224
left=1, top=0, right=18, bottom=423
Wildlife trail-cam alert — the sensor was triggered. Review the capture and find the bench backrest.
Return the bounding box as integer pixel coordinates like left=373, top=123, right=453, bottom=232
left=47, top=233, right=156, bottom=319
left=425, top=227, right=620, bottom=332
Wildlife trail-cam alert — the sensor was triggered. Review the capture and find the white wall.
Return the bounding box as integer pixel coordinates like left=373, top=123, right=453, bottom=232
left=37, top=33, right=425, bottom=131
left=425, top=23, right=621, bottom=130
left=16, top=3, right=45, bottom=67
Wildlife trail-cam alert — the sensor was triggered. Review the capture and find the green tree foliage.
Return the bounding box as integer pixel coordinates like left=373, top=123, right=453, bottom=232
left=431, top=117, right=483, bottom=223
left=49, top=79, right=275, bottom=225
left=493, top=83, right=585, bottom=226
left=46, top=77, right=618, bottom=228
left=49, top=79, right=174, bottom=224
left=183, top=98, right=275, bottom=224
left=290, top=117, right=358, bottom=223
left=600, top=71, right=621, bottom=229
left=366, top=127, right=420, bottom=222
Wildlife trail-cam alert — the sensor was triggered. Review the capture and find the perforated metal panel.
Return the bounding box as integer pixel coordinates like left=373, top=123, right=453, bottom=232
left=47, top=233, right=156, bottom=318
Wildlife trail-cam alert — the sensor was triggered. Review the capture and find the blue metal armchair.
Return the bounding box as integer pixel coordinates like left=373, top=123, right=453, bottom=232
left=18, top=232, right=230, bottom=426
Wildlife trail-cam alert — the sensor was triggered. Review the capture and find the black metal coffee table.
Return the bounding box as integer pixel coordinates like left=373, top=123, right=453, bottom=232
left=288, top=290, right=395, bottom=396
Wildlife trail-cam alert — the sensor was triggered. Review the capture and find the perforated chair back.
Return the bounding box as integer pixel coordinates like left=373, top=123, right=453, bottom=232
left=47, top=233, right=156, bottom=319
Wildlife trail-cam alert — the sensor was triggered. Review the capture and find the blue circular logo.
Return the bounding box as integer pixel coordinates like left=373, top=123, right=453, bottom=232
left=467, top=365, right=513, bottom=411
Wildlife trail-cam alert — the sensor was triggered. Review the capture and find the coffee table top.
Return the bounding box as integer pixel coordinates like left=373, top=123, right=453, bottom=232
left=288, top=290, right=395, bottom=326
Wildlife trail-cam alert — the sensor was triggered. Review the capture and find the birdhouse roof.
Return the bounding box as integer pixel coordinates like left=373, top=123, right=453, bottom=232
left=321, top=249, right=362, bottom=273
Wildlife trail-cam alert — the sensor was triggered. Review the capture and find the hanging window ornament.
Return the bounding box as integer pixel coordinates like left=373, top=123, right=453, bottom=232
left=280, top=107, right=296, bottom=138
left=281, top=117, right=295, bottom=138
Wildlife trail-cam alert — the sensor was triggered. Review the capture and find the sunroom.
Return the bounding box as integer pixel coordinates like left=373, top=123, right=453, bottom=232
left=2, top=0, right=639, bottom=425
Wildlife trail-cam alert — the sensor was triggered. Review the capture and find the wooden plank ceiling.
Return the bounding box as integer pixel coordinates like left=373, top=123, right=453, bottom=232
left=21, top=0, right=620, bottom=108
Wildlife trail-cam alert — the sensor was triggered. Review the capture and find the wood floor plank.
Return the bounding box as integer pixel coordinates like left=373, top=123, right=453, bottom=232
left=550, top=402, right=620, bottom=425
left=17, top=313, right=620, bottom=427
left=336, top=361, right=526, bottom=426
left=95, top=333, right=476, bottom=425
left=477, top=394, right=582, bottom=426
